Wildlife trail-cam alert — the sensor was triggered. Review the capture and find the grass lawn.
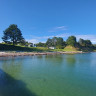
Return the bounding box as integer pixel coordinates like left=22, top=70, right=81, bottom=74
left=0, top=44, right=50, bottom=52
left=51, top=46, right=79, bottom=52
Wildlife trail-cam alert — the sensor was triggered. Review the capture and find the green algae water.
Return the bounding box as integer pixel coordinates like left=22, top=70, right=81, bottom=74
left=0, top=53, right=96, bottom=96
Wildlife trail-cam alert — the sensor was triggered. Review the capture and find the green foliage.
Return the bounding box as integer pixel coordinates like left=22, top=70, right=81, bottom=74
left=36, top=42, right=46, bottom=47
left=46, top=38, right=53, bottom=47
left=56, top=37, right=65, bottom=47
left=56, top=45, right=64, bottom=49
left=52, top=37, right=58, bottom=46
left=51, top=45, right=79, bottom=52
left=79, top=38, right=92, bottom=47
left=2, top=24, right=24, bottom=45
left=84, top=40, right=92, bottom=47
left=66, top=36, right=77, bottom=47
left=93, top=44, right=96, bottom=50
left=46, top=37, right=66, bottom=49
left=79, top=38, right=85, bottom=46
left=64, top=45, right=79, bottom=52
left=78, top=38, right=94, bottom=51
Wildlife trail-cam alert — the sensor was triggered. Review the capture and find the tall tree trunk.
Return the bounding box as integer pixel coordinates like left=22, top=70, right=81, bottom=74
left=13, top=36, right=15, bottom=45
left=13, top=41, right=14, bottom=45
left=13, top=40, right=15, bottom=45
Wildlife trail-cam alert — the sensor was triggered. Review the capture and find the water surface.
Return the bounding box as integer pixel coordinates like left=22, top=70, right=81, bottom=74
left=0, top=53, right=96, bottom=96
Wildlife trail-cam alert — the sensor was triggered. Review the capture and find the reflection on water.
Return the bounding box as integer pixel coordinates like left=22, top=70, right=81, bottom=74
left=45, top=55, right=64, bottom=66
left=65, top=55, right=76, bottom=67
left=0, top=53, right=96, bottom=96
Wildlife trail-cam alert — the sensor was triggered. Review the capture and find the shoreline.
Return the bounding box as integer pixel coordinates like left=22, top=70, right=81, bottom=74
left=0, top=51, right=84, bottom=57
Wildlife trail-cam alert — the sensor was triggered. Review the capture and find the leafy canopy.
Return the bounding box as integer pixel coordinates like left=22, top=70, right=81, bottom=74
left=46, top=37, right=66, bottom=49
left=2, top=24, right=24, bottom=45
left=66, top=36, right=77, bottom=47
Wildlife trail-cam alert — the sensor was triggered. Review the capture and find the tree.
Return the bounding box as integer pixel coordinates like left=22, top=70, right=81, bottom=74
left=46, top=38, right=52, bottom=47
left=46, top=37, right=66, bottom=49
left=78, top=38, right=85, bottom=46
left=52, top=37, right=58, bottom=46
left=56, top=37, right=66, bottom=49
left=79, top=38, right=92, bottom=47
left=2, top=24, right=24, bottom=45
left=57, top=37, right=63, bottom=45
left=66, top=36, right=77, bottom=47
left=84, top=40, right=92, bottom=47
left=36, top=42, right=46, bottom=47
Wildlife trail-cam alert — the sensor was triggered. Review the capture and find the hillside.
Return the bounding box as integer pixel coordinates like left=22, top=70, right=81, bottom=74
left=0, top=44, right=49, bottom=52
left=51, top=45, right=80, bottom=52
left=63, top=46, right=79, bottom=52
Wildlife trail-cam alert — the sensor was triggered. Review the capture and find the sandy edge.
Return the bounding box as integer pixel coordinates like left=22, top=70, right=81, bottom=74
left=0, top=51, right=84, bottom=57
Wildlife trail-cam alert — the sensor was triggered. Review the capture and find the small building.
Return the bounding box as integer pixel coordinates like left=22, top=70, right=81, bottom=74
left=25, top=44, right=28, bottom=47
left=28, top=43, right=33, bottom=47
left=49, top=47, right=56, bottom=49
left=25, top=43, right=33, bottom=47
left=33, top=44, right=36, bottom=47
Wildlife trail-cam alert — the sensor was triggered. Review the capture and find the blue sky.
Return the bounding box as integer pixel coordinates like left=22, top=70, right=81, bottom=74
left=0, top=0, right=96, bottom=43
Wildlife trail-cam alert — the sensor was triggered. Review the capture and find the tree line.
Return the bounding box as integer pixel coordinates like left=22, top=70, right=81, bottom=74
left=36, top=36, right=95, bottom=51
left=1, top=24, right=96, bottom=51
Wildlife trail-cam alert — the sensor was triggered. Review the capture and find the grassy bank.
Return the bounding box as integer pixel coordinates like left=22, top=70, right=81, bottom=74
left=51, top=46, right=79, bottom=52
left=0, top=44, right=50, bottom=52
left=0, top=44, right=95, bottom=52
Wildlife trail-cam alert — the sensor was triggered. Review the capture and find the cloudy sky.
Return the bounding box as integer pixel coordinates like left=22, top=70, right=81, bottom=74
left=0, top=0, right=96, bottom=43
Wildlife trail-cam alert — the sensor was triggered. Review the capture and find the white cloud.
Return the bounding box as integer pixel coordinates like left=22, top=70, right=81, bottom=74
left=26, top=39, right=39, bottom=44
left=0, top=41, right=2, bottom=43
left=49, top=26, right=67, bottom=32
left=56, top=33, right=69, bottom=37
left=36, top=33, right=69, bottom=39
left=25, top=33, right=69, bottom=44
left=25, top=34, right=96, bottom=44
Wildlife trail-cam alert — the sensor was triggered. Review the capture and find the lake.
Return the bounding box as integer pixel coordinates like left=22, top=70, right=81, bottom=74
left=0, top=53, right=96, bottom=96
